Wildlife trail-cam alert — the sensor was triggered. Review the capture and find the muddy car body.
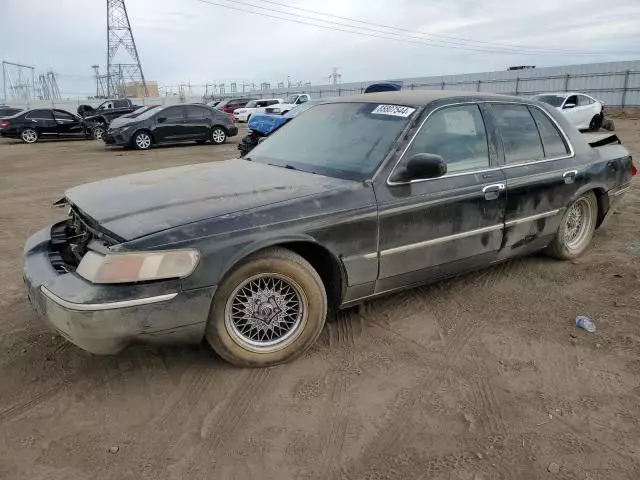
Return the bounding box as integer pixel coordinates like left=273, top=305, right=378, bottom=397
left=23, top=92, right=634, bottom=366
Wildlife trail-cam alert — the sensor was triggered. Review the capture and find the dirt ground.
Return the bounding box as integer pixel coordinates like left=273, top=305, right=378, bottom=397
left=0, top=121, right=639, bottom=480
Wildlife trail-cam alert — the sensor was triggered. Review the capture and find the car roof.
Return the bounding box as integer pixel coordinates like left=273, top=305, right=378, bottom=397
left=535, top=92, right=592, bottom=97
left=322, top=90, right=527, bottom=107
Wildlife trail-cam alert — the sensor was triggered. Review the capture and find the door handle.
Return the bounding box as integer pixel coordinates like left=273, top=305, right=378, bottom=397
left=482, top=183, right=505, bottom=201
left=563, top=169, right=578, bottom=184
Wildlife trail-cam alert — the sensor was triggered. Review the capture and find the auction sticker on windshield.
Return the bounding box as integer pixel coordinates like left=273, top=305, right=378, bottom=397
left=371, top=104, right=416, bottom=117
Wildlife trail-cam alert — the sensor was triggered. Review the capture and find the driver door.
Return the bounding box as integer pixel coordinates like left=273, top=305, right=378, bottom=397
left=373, top=103, right=506, bottom=293
left=53, top=110, right=84, bottom=137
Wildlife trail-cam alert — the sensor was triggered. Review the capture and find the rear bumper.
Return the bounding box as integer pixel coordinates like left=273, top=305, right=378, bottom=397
left=23, top=225, right=215, bottom=354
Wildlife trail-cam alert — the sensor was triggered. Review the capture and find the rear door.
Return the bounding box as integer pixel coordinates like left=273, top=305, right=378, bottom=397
left=53, top=110, right=84, bottom=137
left=488, top=103, right=582, bottom=256
left=184, top=105, right=210, bottom=140
left=153, top=106, right=186, bottom=142
left=374, top=102, right=507, bottom=293
left=25, top=110, right=57, bottom=136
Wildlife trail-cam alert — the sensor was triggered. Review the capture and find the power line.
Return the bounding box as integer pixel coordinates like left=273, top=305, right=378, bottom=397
left=252, top=0, right=640, bottom=54
left=194, top=0, right=639, bottom=56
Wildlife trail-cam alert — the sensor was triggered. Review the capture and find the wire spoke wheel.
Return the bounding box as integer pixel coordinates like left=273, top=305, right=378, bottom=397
left=225, top=273, right=308, bottom=353
left=562, top=197, right=594, bottom=252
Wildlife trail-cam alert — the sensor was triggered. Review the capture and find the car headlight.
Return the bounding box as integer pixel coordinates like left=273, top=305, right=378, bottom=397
left=76, top=249, right=200, bottom=284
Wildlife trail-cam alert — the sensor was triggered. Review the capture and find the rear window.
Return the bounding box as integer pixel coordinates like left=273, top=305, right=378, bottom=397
left=534, top=95, right=565, bottom=107
left=492, top=104, right=544, bottom=163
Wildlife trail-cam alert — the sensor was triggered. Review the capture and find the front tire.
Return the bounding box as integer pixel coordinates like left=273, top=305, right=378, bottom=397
left=20, top=128, right=39, bottom=144
left=545, top=192, right=598, bottom=260
left=205, top=247, right=327, bottom=367
left=210, top=127, right=227, bottom=145
left=132, top=131, right=152, bottom=150
left=92, top=123, right=106, bottom=140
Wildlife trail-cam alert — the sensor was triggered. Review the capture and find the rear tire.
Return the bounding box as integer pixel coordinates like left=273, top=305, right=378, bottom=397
left=205, top=247, right=327, bottom=367
left=132, top=131, right=152, bottom=150
left=545, top=192, right=598, bottom=260
left=20, top=128, right=39, bottom=144
left=588, top=114, right=603, bottom=132
left=210, top=127, right=227, bottom=145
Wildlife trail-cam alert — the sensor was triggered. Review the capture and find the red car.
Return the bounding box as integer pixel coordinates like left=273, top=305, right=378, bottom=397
left=216, top=98, right=256, bottom=114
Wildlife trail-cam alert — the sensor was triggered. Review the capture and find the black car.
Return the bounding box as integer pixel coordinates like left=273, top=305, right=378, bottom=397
left=0, top=106, right=22, bottom=118
left=0, top=108, right=89, bottom=143
left=102, top=103, right=238, bottom=149
left=23, top=91, right=635, bottom=367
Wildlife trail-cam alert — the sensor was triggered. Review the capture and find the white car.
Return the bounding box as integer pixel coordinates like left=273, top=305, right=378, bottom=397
left=233, top=98, right=283, bottom=122
left=533, top=92, right=604, bottom=131
left=258, top=94, right=312, bottom=116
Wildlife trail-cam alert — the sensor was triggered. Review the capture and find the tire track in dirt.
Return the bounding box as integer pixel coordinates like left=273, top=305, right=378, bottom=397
left=473, top=374, right=509, bottom=437
left=153, top=364, right=217, bottom=428
left=201, top=368, right=272, bottom=450
left=366, top=315, right=483, bottom=458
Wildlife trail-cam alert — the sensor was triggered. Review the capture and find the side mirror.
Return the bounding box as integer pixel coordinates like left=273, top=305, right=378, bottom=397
left=391, top=153, right=447, bottom=183
left=563, top=103, right=576, bottom=109
left=157, top=116, right=167, bottom=123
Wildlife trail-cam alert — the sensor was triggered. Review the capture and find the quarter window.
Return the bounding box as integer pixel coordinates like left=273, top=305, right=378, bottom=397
left=404, top=104, right=489, bottom=173
left=529, top=107, right=570, bottom=158
left=577, top=95, right=593, bottom=106
left=492, top=104, right=544, bottom=164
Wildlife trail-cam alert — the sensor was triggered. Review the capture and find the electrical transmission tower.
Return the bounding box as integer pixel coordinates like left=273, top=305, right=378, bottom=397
left=37, top=71, right=61, bottom=101
left=106, top=0, right=147, bottom=97
left=2, top=61, right=36, bottom=103
left=328, top=67, right=342, bottom=85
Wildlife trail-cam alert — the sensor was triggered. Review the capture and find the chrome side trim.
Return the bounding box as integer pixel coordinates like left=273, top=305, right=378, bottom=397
left=385, top=101, right=575, bottom=186
left=380, top=223, right=503, bottom=256
left=505, top=209, right=562, bottom=227
left=611, top=185, right=631, bottom=197
left=40, top=287, right=177, bottom=312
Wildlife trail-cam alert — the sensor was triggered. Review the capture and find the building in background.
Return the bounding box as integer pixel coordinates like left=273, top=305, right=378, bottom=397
left=124, top=81, right=158, bottom=97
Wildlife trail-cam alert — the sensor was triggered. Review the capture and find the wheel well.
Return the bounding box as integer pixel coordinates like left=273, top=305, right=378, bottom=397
left=280, top=242, right=344, bottom=311
left=132, top=128, right=154, bottom=143
left=592, top=187, right=608, bottom=228
left=211, top=124, right=228, bottom=134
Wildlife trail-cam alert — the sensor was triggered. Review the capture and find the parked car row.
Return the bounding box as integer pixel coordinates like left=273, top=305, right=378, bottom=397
left=22, top=90, right=635, bottom=367
left=0, top=103, right=238, bottom=149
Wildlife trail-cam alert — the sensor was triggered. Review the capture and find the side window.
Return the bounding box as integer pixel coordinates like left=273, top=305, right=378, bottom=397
left=492, top=104, right=544, bottom=164
left=26, top=110, right=53, bottom=120
left=53, top=110, right=75, bottom=121
left=529, top=107, right=570, bottom=158
left=564, top=95, right=578, bottom=108
left=404, top=104, right=489, bottom=174
left=297, top=96, right=308, bottom=104
left=160, top=106, right=184, bottom=122
left=113, top=100, right=127, bottom=108
left=266, top=100, right=279, bottom=106
left=577, top=95, right=592, bottom=107
left=185, top=106, right=208, bottom=120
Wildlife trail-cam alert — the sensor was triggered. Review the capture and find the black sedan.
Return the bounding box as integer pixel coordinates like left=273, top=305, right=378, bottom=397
left=0, top=108, right=89, bottom=143
left=103, top=104, right=238, bottom=149
left=23, top=92, right=635, bottom=367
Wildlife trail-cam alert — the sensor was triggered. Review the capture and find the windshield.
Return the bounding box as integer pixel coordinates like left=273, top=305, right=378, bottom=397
left=248, top=102, right=415, bottom=181
left=284, top=95, right=300, bottom=104
left=244, top=100, right=258, bottom=108
left=534, top=95, right=565, bottom=107
left=130, top=105, right=162, bottom=120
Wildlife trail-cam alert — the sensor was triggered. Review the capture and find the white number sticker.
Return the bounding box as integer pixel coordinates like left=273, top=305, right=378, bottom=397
left=371, top=104, right=416, bottom=117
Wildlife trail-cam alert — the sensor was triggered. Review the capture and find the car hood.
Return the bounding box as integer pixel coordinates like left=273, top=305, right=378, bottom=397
left=65, top=159, right=351, bottom=241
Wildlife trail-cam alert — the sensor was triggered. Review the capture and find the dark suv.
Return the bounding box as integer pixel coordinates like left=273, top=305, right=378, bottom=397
left=103, top=103, right=238, bottom=149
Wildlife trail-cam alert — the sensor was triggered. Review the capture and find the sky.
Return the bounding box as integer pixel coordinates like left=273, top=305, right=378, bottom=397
left=1, top=0, right=640, bottom=98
